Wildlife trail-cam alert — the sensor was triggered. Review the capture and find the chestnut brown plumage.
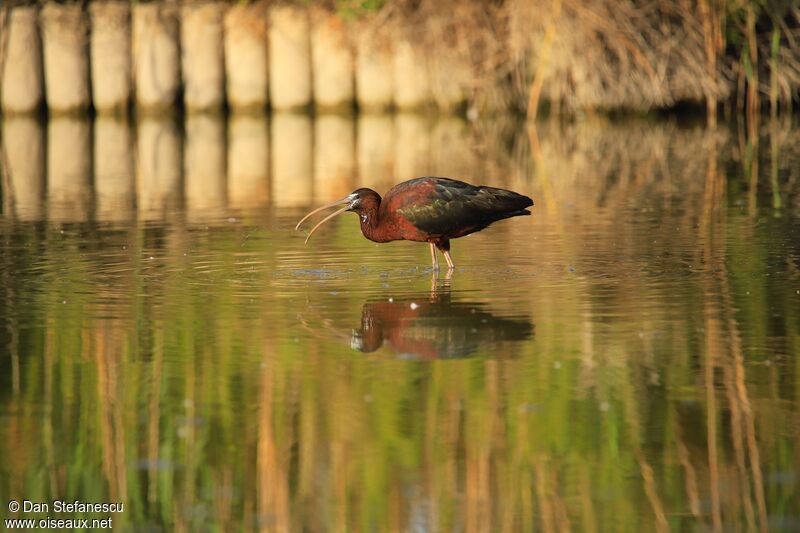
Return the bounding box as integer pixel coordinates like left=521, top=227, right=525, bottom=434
left=296, top=177, right=533, bottom=270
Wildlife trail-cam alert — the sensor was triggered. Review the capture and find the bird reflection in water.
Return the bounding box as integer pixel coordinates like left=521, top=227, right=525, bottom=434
left=349, top=282, right=533, bottom=359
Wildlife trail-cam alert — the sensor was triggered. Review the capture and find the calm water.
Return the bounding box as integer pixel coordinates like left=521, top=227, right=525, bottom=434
left=1, top=113, right=799, bottom=531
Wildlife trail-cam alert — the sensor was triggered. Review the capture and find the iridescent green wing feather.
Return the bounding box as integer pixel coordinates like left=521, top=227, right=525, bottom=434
left=396, top=177, right=532, bottom=235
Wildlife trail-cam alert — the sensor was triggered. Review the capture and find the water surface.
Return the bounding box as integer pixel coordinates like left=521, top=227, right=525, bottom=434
left=1, top=113, right=799, bottom=531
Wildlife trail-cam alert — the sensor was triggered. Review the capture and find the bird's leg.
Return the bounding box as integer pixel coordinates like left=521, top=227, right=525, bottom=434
left=444, top=250, right=455, bottom=270
left=429, top=242, right=439, bottom=271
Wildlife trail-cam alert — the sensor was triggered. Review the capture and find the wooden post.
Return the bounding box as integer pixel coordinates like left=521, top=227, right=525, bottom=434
left=89, top=2, right=131, bottom=114
left=430, top=54, right=470, bottom=112
left=269, top=5, right=311, bottom=110
left=132, top=4, right=180, bottom=113
left=1, top=7, right=44, bottom=114
left=355, top=24, right=393, bottom=112
left=393, top=37, right=431, bottom=110
left=311, top=8, right=354, bottom=111
left=182, top=2, right=225, bottom=113
left=224, top=2, right=269, bottom=112
left=40, top=3, right=90, bottom=114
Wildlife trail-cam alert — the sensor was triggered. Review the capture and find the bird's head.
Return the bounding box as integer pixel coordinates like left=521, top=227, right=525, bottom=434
left=295, top=188, right=381, bottom=243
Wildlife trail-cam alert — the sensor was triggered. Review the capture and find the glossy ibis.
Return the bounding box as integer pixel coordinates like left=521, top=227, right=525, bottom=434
left=296, top=177, right=533, bottom=270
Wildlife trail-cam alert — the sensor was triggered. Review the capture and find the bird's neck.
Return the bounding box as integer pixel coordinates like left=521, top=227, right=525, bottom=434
left=358, top=203, right=387, bottom=242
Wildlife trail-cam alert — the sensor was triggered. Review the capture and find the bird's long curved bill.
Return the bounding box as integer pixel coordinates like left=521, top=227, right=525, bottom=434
left=295, top=196, right=352, bottom=244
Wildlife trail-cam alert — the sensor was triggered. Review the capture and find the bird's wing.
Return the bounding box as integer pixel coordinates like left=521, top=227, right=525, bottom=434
left=394, top=177, right=531, bottom=235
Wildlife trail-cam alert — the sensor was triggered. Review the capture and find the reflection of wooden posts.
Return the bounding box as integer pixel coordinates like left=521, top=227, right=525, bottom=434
left=1, top=7, right=44, bottom=113
left=393, top=37, right=431, bottom=110
left=136, top=117, right=182, bottom=219
left=94, top=118, right=135, bottom=222
left=311, top=9, right=354, bottom=111
left=2, top=117, right=45, bottom=220
left=313, top=115, right=355, bottom=202
left=430, top=118, right=471, bottom=178
left=47, top=118, right=91, bottom=222
left=185, top=115, right=227, bottom=216
left=356, top=114, right=394, bottom=191
left=228, top=115, right=270, bottom=208
left=271, top=113, right=312, bottom=207
left=89, top=2, right=131, bottom=114
left=269, top=5, right=311, bottom=111
left=224, top=3, right=268, bottom=112
left=40, top=4, right=90, bottom=114
left=181, top=2, right=225, bottom=113
left=132, top=4, right=180, bottom=112
left=355, top=25, right=394, bottom=112
left=394, top=114, right=431, bottom=181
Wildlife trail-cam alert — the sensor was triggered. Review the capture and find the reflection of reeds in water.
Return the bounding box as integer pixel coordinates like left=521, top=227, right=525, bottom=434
left=1, top=115, right=797, bottom=532
left=3, top=173, right=799, bottom=532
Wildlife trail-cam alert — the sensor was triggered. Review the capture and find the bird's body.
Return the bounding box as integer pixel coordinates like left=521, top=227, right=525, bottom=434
left=296, top=177, right=533, bottom=270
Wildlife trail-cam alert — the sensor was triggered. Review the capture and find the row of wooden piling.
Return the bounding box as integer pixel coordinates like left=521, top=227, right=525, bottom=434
left=0, top=2, right=470, bottom=115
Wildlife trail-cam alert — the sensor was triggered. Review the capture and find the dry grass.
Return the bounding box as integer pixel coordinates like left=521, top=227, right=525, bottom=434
left=370, top=0, right=800, bottom=116
left=508, top=0, right=731, bottom=112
